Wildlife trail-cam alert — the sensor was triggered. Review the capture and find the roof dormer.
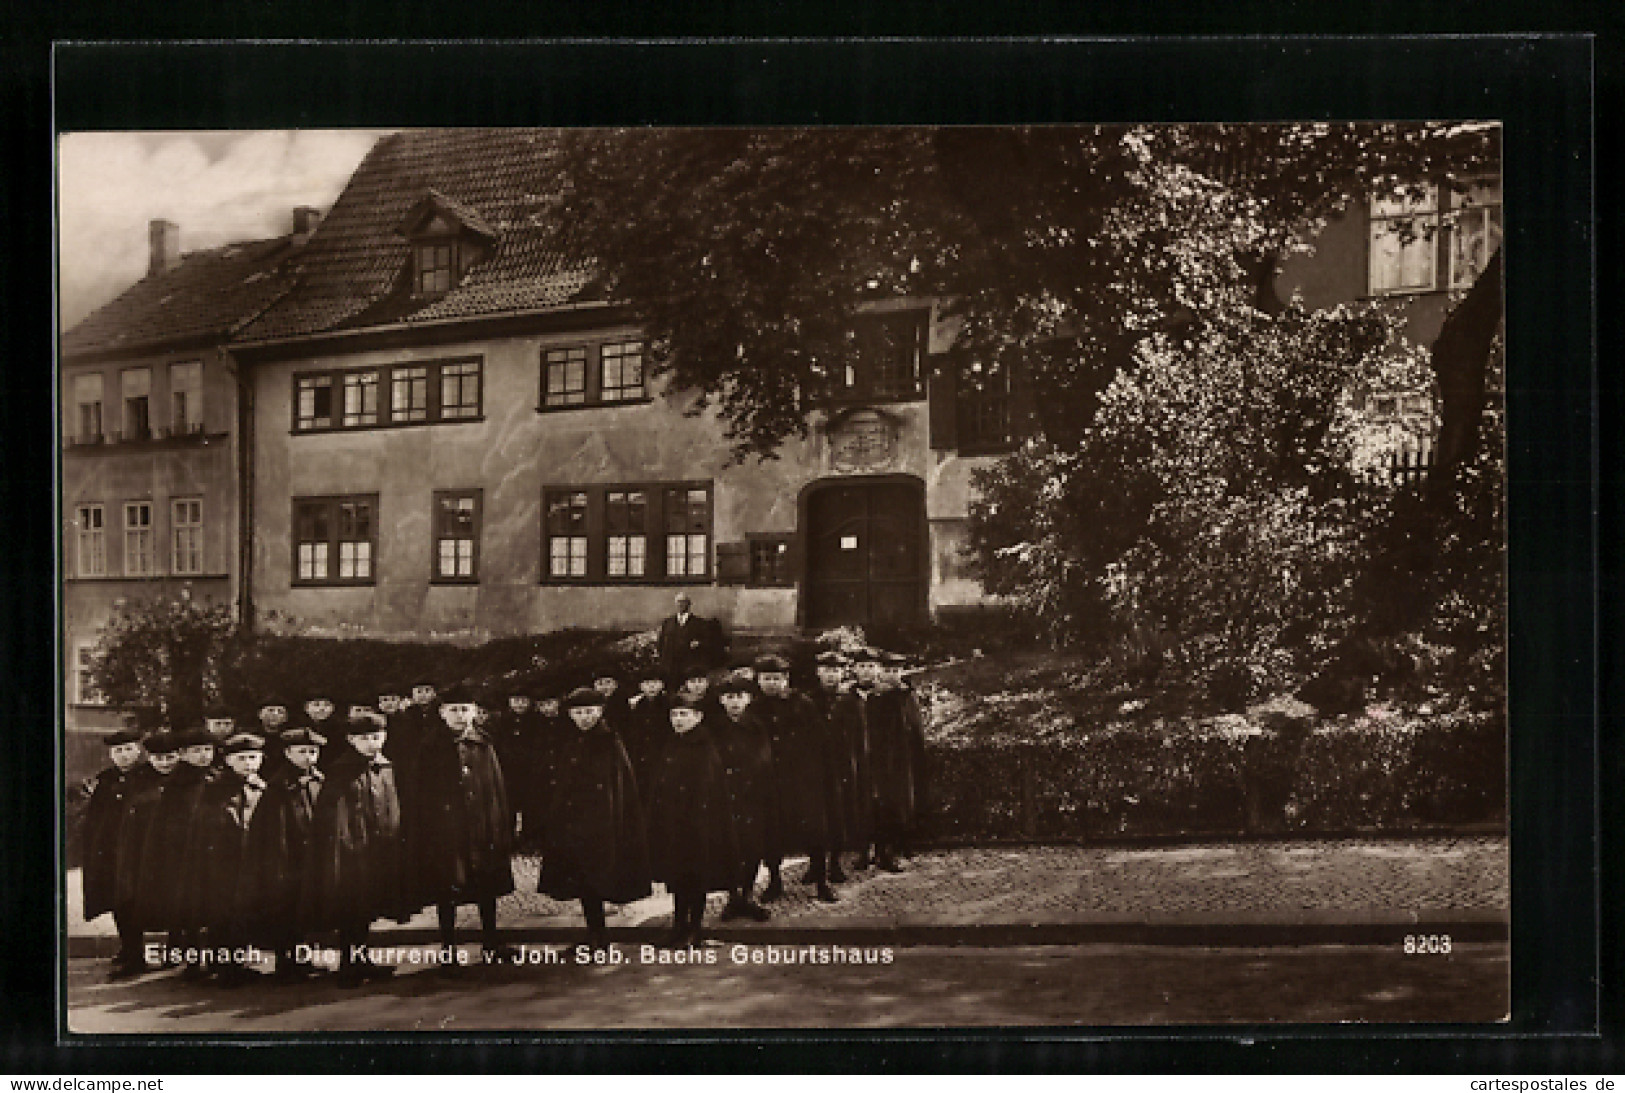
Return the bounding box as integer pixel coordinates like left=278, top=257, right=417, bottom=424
left=397, top=189, right=497, bottom=298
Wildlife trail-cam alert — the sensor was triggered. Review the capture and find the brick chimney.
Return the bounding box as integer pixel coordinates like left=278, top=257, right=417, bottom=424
left=148, top=219, right=180, bottom=276
left=292, top=206, right=323, bottom=243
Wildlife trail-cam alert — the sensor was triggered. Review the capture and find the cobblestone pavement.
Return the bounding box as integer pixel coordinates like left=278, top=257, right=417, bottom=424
left=70, top=836, right=1505, bottom=936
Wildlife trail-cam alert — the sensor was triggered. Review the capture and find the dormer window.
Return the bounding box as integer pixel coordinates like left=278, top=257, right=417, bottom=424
left=398, top=189, right=497, bottom=300
left=416, top=243, right=455, bottom=295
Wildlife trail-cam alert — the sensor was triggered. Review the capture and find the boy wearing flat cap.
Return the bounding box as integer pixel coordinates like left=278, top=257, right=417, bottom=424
left=864, top=652, right=928, bottom=872
left=114, top=725, right=181, bottom=974
left=712, top=676, right=774, bottom=921
left=645, top=695, right=738, bottom=946
left=752, top=654, right=837, bottom=903
left=622, top=667, right=672, bottom=799
left=80, top=723, right=148, bottom=978
left=141, top=724, right=217, bottom=975
left=245, top=725, right=327, bottom=981
left=538, top=687, right=650, bottom=952
left=415, top=681, right=517, bottom=966
left=812, top=650, right=871, bottom=884
left=254, top=694, right=293, bottom=784
left=184, top=733, right=268, bottom=987
left=302, top=710, right=410, bottom=988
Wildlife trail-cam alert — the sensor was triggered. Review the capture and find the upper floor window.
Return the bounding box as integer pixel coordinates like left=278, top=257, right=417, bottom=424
left=293, top=494, right=377, bottom=586
left=1368, top=185, right=1439, bottom=296
left=599, top=341, right=646, bottom=402
left=343, top=370, right=380, bottom=427
left=956, top=354, right=1015, bottom=454
left=172, top=497, right=203, bottom=575
left=433, top=489, right=482, bottom=582
left=73, top=374, right=103, bottom=443
left=123, top=501, right=154, bottom=577
left=169, top=361, right=202, bottom=435
left=121, top=368, right=152, bottom=442
left=824, top=310, right=928, bottom=403
left=542, top=347, right=588, bottom=408
left=75, top=504, right=106, bottom=577
left=539, top=340, right=651, bottom=411
left=294, top=359, right=483, bottom=433
left=1449, top=178, right=1502, bottom=290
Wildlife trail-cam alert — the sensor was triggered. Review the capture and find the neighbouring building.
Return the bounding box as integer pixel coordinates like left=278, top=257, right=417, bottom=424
left=232, top=129, right=1033, bottom=642
left=59, top=212, right=314, bottom=758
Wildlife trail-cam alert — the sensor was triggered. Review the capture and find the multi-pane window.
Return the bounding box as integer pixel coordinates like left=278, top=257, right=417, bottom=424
left=1369, top=185, right=1439, bottom=295
left=543, top=347, right=588, bottom=407
left=121, top=368, right=152, bottom=441
left=440, top=361, right=481, bottom=419
left=169, top=361, right=203, bottom=434
left=599, top=341, right=646, bottom=402
left=545, top=491, right=589, bottom=578
left=172, top=498, right=203, bottom=575
left=956, top=354, right=1014, bottom=452
left=343, top=370, right=380, bottom=427
left=542, top=483, right=714, bottom=584
left=391, top=365, right=429, bottom=422
left=74, top=374, right=103, bottom=443
left=826, top=311, right=928, bottom=402
left=294, top=360, right=481, bottom=432
left=605, top=490, right=648, bottom=577
left=417, top=243, right=454, bottom=295
left=75, top=504, right=105, bottom=577
left=1449, top=178, right=1503, bottom=289
left=123, top=502, right=154, bottom=576
left=294, top=495, right=377, bottom=585
left=749, top=535, right=793, bottom=587
left=75, top=643, right=104, bottom=706
left=433, top=490, right=481, bottom=581
left=296, top=374, right=334, bottom=430
left=665, top=487, right=711, bottom=578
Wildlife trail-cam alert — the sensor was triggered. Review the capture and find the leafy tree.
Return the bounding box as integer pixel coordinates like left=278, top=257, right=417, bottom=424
left=87, top=595, right=238, bottom=726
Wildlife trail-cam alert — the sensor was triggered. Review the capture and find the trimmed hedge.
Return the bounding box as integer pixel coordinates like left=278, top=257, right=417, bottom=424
left=918, top=711, right=1505, bottom=841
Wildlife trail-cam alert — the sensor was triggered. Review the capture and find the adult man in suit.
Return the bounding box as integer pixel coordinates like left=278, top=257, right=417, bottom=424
left=656, top=593, right=727, bottom=684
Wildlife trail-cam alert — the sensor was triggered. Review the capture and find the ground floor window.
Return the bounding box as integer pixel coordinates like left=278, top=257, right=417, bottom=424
left=543, top=481, right=712, bottom=584
left=433, top=489, right=482, bottom=581
left=294, top=494, right=377, bottom=585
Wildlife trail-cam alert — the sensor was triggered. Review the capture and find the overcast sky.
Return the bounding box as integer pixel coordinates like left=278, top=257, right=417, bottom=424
left=56, top=130, right=391, bottom=331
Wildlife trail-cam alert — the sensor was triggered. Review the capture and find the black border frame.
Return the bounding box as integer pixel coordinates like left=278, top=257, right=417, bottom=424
left=0, top=31, right=1602, bottom=1072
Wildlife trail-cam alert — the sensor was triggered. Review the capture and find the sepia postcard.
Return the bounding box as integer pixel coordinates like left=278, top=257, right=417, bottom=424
left=58, top=116, right=1512, bottom=1033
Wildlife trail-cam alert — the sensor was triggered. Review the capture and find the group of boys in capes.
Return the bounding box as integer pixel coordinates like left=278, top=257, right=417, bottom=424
left=80, top=645, right=928, bottom=988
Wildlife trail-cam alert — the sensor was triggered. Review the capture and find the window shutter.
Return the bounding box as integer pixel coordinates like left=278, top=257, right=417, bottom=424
left=928, top=356, right=958, bottom=450
left=715, top=541, right=750, bottom=585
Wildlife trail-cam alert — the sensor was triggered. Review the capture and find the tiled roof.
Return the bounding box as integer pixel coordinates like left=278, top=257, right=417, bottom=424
left=60, top=236, right=298, bottom=359
left=237, top=129, right=596, bottom=343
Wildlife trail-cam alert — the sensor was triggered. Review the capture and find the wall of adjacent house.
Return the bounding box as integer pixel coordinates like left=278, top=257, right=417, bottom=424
left=1276, top=201, right=1458, bottom=348
left=60, top=351, right=239, bottom=740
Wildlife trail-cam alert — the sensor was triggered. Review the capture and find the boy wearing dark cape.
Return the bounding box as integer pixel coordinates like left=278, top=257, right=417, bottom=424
left=538, top=687, right=650, bottom=952
left=645, top=695, right=738, bottom=947
left=415, top=681, right=517, bottom=967
left=811, top=651, right=870, bottom=884
left=183, top=732, right=268, bottom=987
left=621, top=667, right=673, bottom=798
left=80, top=724, right=148, bottom=978
left=142, top=725, right=216, bottom=976
left=711, top=676, right=775, bottom=922
left=752, top=654, right=838, bottom=903
left=245, top=726, right=326, bottom=981
left=302, top=714, right=411, bottom=988
left=113, top=727, right=181, bottom=974
left=863, top=652, right=929, bottom=872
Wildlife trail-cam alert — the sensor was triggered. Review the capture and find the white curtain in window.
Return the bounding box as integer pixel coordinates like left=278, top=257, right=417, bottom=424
left=74, top=373, right=103, bottom=403
left=121, top=368, right=151, bottom=398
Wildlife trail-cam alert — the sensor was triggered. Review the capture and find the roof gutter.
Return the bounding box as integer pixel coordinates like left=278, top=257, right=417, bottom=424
left=229, top=298, right=626, bottom=360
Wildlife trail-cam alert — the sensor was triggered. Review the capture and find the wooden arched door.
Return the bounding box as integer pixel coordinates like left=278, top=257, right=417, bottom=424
left=803, top=477, right=925, bottom=629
